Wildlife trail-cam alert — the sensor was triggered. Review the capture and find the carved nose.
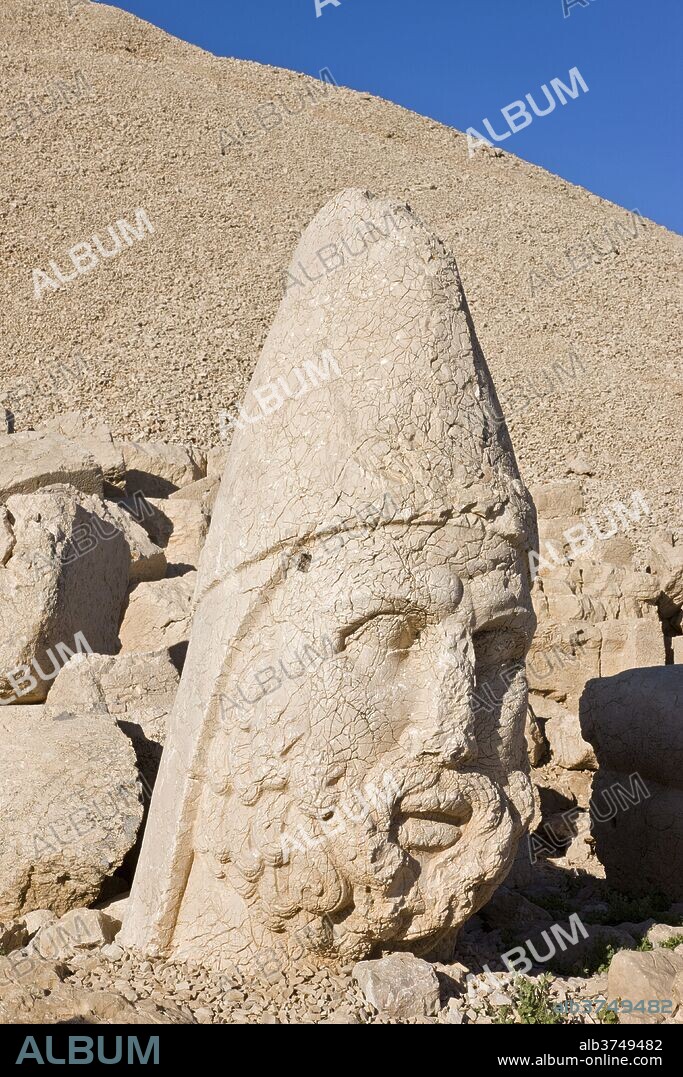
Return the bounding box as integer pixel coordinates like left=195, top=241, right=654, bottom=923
left=410, top=707, right=479, bottom=766
left=408, top=622, right=479, bottom=766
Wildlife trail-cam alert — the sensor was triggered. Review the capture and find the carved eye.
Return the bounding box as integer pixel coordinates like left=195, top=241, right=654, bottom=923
left=296, top=552, right=312, bottom=572
left=472, top=626, right=527, bottom=672
left=338, top=614, right=418, bottom=655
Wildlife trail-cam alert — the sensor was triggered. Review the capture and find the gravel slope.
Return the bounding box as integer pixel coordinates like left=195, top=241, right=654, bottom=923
left=1, top=0, right=681, bottom=546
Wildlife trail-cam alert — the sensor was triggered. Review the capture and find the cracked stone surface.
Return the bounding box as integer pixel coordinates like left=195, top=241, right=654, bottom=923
left=122, top=189, right=538, bottom=974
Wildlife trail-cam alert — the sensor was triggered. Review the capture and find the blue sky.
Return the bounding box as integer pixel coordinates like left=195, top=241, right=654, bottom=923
left=97, top=0, right=682, bottom=233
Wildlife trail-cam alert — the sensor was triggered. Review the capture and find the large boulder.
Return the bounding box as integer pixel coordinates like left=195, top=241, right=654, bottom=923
left=0, top=711, right=143, bottom=920
left=0, top=487, right=129, bottom=702
left=582, top=667, right=683, bottom=789
left=0, top=432, right=103, bottom=501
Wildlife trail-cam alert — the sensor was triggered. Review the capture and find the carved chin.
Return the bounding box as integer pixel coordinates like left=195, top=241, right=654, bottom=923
left=319, top=769, right=532, bottom=958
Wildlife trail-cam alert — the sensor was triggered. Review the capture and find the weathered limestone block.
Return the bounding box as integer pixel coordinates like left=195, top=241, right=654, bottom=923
left=570, top=563, right=660, bottom=621
left=352, top=953, right=441, bottom=1018
left=32, top=908, right=120, bottom=961
left=206, top=444, right=228, bottom=481
left=530, top=481, right=584, bottom=521
left=104, top=500, right=166, bottom=584
left=148, top=498, right=210, bottom=573
left=599, top=534, right=636, bottom=567
left=40, top=413, right=125, bottom=487
left=527, top=623, right=601, bottom=705
left=599, top=619, right=666, bottom=677
left=170, top=477, right=219, bottom=514
left=649, top=532, right=683, bottom=619
left=535, top=697, right=597, bottom=771
left=118, top=574, right=196, bottom=656
left=0, top=711, right=143, bottom=920
left=0, top=432, right=103, bottom=501
left=0, top=487, right=129, bottom=703
left=121, top=190, right=538, bottom=974
left=45, top=650, right=179, bottom=789
left=121, top=440, right=205, bottom=498
left=608, top=949, right=683, bottom=1024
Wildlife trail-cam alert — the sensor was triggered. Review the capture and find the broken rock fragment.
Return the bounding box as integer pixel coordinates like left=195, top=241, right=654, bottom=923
left=0, top=486, right=129, bottom=702
left=0, top=710, right=143, bottom=920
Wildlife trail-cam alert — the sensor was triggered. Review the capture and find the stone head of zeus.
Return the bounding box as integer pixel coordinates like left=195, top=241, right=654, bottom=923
left=122, top=189, right=538, bottom=972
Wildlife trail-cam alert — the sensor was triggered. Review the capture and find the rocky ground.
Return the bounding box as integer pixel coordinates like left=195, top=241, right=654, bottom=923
left=0, top=0, right=681, bottom=550
left=3, top=890, right=683, bottom=1025
left=0, top=416, right=681, bottom=1024
left=0, top=0, right=681, bottom=1029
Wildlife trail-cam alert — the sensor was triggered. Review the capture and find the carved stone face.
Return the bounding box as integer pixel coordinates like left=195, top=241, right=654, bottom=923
left=187, top=509, right=535, bottom=966
left=121, top=188, right=538, bottom=975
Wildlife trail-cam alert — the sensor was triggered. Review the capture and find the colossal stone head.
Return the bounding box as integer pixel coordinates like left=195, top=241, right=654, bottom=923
left=122, top=190, right=538, bottom=974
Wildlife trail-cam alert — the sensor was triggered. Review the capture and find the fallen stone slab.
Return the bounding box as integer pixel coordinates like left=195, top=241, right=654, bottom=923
left=45, top=650, right=179, bottom=790
left=40, top=413, right=125, bottom=487
left=0, top=431, right=103, bottom=501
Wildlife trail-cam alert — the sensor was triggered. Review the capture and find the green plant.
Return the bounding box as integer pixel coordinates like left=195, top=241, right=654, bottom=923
left=660, top=934, right=683, bottom=950
left=492, top=1004, right=515, bottom=1025
left=573, top=942, right=617, bottom=977
left=635, top=936, right=654, bottom=952
left=592, top=890, right=675, bottom=926
left=492, top=975, right=565, bottom=1025
left=530, top=893, right=572, bottom=918
left=598, top=1005, right=619, bottom=1024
